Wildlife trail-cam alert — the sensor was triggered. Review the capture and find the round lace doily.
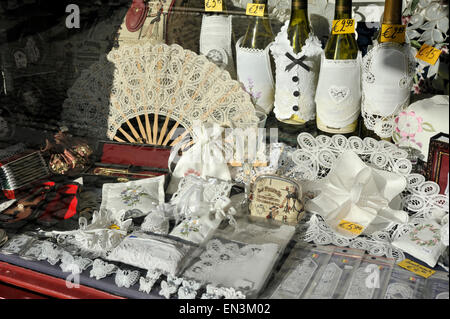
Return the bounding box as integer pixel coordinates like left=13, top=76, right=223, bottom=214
left=280, top=133, right=448, bottom=262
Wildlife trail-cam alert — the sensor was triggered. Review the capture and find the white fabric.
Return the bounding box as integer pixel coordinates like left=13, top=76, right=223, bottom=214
left=236, top=37, right=275, bottom=114
left=270, top=21, right=323, bottom=121
left=183, top=238, right=279, bottom=298
left=305, top=150, right=408, bottom=239
left=392, top=220, right=447, bottom=268
left=315, top=52, right=362, bottom=130
left=100, top=176, right=165, bottom=221
left=106, top=231, right=191, bottom=275
left=200, top=15, right=236, bottom=79
left=168, top=124, right=232, bottom=194
left=361, top=42, right=415, bottom=138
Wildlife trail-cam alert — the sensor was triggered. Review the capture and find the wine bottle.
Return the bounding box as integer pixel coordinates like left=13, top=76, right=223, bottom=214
left=361, top=0, right=412, bottom=141
left=316, top=0, right=360, bottom=136
left=275, top=0, right=318, bottom=133
left=241, top=0, right=274, bottom=50
left=237, top=0, right=275, bottom=114
left=324, top=0, right=358, bottom=60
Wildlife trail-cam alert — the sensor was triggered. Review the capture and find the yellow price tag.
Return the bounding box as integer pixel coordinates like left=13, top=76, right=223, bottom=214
left=338, top=220, right=364, bottom=235
left=397, top=259, right=436, bottom=279
left=380, top=24, right=406, bottom=43
left=415, top=43, right=442, bottom=65
left=205, top=0, right=222, bottom=12
left=109, top=224, right=120, bottom=230
left=246, top=3, right=265, bottom=17
left=332, top=19, right=355, bottom=34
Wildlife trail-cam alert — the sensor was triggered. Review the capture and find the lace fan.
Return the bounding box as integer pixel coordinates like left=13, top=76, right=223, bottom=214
left=61, top=43, right=257, bottom=147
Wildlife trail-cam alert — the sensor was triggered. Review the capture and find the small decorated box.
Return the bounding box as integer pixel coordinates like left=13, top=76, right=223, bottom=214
left=249, top=175, right=304, bottom=225
left=426, top=133, right=449, bottom=195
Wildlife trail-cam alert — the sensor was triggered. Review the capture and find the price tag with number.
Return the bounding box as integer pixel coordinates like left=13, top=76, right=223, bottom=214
left=338, top=220, right=364, bottom=235
left=416, top=43, right=442, bottom=65
left=397, top=259, right=436, bottom=278
left=380, top=24, right=406, bottom=43
left=246, top=3, right=265, bottom=17
left=205, top=0, right=223, bottom=12
left=332, top=19, right=355, bottom=34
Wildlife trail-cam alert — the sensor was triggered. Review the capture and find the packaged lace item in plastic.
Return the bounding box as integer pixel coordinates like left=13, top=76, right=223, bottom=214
left=303, top=246, right=365, bottom=299
left=270, top=21, right=323, bottom=122
left=392, top=219, right=447, bottom=268
left=0, top=233, right=34, bottom=255
left=182, top=236, right=280, bottom=298
left=236, top=37, right=275, bottom=114
left=315, top=52, right=362, bottom=134
left=214, top=215, right=295, bottom=253
left=100, top=175, right=166, bottom=220
left=383, top=265, right=426, bottom=299
left=343, top=254, right=395, bottom=299
left=106, top=231, right=197, bottom=276
left=19, top=239, right=47, bottom=261
left=264, top=243, right=335, bottom=299
left=361, top=42, right=415, bottom=139
left=421, top=271, right=449, bottom=299
left=200, top=14, right=236, bottom=78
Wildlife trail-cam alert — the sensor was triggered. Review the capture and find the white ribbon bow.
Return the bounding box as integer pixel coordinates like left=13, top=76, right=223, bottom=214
left=306, top=150, right=409, bottom=238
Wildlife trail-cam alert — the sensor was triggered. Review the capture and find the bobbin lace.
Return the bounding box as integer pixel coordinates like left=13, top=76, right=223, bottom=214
left=139, top=269, right=163, bottom=294
left=159, top=275, right=183, bottom=299
left=89, top=259, right=117, bottom=280
left=60, top=251, right=93, bottom=274
left=115, top=269, right=140, bottom=288
left=177, top=279, right=202, bottom=299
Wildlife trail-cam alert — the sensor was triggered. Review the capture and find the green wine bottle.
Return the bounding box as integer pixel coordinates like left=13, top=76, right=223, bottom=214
left=324, top=0, right=358, bottom=60
left=279, top=0, right=313, bottom=128
left=241, top=0, right=274, bottom=49
left=317, top=0, right=359, bottom=135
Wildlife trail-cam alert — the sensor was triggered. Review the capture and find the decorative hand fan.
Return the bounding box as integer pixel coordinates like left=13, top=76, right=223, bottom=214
left=61, top=43, right=257, bottom=148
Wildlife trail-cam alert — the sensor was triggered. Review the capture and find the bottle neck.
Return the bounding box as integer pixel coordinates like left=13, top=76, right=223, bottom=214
left=290, top=1, right=309, bottom=22
left=382, top=0, right=403, bottom=24
left=288, top=0, right=310, bottom=53
left=334, top=0, right=352, bottom=19
left=242, top=0, right=273, bottom=49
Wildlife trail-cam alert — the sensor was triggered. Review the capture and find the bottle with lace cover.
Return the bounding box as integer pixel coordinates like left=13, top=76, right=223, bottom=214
left=236, top=0, right=276, bottom=114
left=315, top=0, right=361, bottom=137
left=201, top=0, right=237, bottom=78
left=360, top=0, right=414, bottom=141
left=272, top=0, right=322, bottom=134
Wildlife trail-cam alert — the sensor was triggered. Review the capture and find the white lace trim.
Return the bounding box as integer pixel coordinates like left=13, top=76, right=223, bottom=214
left=361, top=42, right=416, bottom=138
left=89, top=259, right=118, bottom=280
left=115, top=269, right=140, bottom=288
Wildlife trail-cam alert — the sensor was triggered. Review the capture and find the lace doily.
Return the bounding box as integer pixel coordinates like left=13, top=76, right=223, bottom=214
left=61, top=43, right=257, bottom=141
left=289, top=133, right=448, bottom=262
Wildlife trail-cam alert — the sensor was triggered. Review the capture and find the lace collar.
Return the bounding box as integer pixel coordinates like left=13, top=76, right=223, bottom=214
left=274, top=21, right=323, bottom=59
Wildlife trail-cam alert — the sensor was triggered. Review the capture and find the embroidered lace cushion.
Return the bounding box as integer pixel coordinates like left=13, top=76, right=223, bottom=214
left=182, top=237, right=280, bottom=298
left=315, top=52, right=362, bottom=129
left=392, top=220, right=447, bottom=267
left=361, top=42, right=415, bottom=138
left=236, top=37, right=275, bottom=114
left=106, top=231, right=193, bottom=275
left=200, top=15, right=236, bottom=79
left=100, top=176, right=165, bottom=221
left=169, top=213, right=222, bottom=245
left=270, top=21, right=323, bottom=121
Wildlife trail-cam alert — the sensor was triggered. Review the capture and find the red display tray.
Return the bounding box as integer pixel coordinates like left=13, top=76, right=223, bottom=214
left=0, top=262, right=124, bottom=299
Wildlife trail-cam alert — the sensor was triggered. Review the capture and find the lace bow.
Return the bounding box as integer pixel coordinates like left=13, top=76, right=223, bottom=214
left=306, top=150, right=408, bottom=238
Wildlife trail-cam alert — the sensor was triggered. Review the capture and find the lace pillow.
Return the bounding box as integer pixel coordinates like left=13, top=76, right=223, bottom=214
left=392, top=220, right=447, bottom=267
left=100, top=176, right=165, bottom=221
left=106, top=231, right=194, bottom=276
left=182, top=237, right=280, bottom=298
